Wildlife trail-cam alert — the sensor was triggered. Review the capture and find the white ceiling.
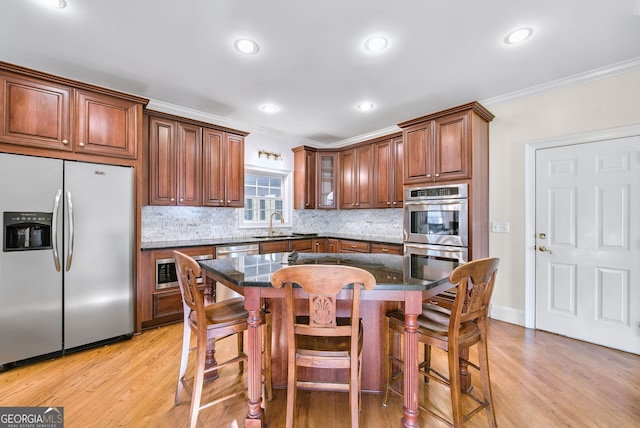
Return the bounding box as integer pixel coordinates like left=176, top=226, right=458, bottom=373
left=2, top=0, right=640, bottom=146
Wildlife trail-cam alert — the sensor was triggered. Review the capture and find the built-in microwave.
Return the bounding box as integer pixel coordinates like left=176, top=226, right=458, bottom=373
left=155, top=254, right=213, bottom=290
left=403, top=183, right=468, bottom=247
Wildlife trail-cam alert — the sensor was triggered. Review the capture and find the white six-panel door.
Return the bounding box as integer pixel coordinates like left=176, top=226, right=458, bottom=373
left=535, top=136, right=639, bottom=354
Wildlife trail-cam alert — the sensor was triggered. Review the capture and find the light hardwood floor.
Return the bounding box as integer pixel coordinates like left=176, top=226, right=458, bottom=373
left=1, top=319, right=638, bottom=427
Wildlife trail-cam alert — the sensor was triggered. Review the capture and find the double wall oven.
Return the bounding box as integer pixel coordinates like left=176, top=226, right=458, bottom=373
left=403, top=183, right=468, bottom=282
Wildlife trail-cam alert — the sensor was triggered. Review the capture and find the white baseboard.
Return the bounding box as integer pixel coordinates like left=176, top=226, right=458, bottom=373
left=489, top=304, right=525, bottom=326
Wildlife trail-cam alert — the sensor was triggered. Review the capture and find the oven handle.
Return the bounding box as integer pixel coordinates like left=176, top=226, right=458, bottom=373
left=403, top=243, right=469, bottom=263
left=404, top=199, right=466, bottom=207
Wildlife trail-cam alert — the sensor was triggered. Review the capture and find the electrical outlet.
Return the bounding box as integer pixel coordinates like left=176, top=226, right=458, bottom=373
left=492, top=222, right=510, bottom=233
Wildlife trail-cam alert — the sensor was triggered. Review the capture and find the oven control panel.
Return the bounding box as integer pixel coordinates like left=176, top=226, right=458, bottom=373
left=407, top=183, right=468, bottom=200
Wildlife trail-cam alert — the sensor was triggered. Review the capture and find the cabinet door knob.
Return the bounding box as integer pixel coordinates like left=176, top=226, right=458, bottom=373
left=62, top=139, right=69, bottom=145
left=180, top=198, right=184, bottom=202
left=387, top=201, right=391, bottom=205
left=170, top=197, right=175, bottom=202
left=435, top=173, right=440, bottom=177
left=427, top=174, right=432, bottom=178
left=79, top=142, right=85, bottom=147
left=227, top=200, right=231, bottom=204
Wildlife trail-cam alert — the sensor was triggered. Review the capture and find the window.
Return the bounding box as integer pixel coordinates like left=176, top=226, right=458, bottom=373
left=242, top=169, right=291, bottom=228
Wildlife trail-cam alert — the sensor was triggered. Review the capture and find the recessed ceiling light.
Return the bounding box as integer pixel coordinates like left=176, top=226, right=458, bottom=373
left=504, top=27, right=533, bottom=44
left=234, top=39, right=259, bottom=55
left=357, top=102, right=374, bottom=111
left=364, top=36, right=388, bottom=53
left=40, top=0, right=67, bottom=8
left=260, top=104, right=279, bottom=113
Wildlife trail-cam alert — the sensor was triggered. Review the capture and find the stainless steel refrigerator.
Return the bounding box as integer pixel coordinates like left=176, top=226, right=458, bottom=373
left=0, top=153, right=134, bottom=367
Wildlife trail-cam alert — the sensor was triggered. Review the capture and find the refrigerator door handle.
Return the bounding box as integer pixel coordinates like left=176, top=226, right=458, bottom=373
left=65, top=190, right=74, bottom=272
left=52, top=189, right=62, bottom=272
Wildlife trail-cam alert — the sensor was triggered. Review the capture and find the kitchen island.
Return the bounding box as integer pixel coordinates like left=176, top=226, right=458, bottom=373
left=199, top=251, right=457, bottom=428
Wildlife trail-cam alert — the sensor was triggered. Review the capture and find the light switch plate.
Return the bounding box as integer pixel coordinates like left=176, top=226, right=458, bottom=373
left=492, top=222, right=510, bottom=233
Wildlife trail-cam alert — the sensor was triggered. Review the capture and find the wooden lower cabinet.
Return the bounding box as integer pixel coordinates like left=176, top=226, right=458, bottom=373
left=138, top=238, right=402, bottom=331
left=313, top=238, right=327, bottom=253
left=259, top=240, right=290, bottom=254
left=290, top=239, right=313, bottom=252
left=139, top=246, right=214, bottom=330
left=259, top=238, right=315, bottom=254
left=338, top=239, right=371, bottom=253
left=152, top=286, right=208, bottom=318
left=370, top=242, right=403, bottom=255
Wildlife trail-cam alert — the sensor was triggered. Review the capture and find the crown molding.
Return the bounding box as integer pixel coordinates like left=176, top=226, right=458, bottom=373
left=481, top=56, right=640, bottom=107
left=145, top=99, right=316, bottom=144
left=148, top=57, right=640, bottom=146
left=323, top=125, right=403, bottom=148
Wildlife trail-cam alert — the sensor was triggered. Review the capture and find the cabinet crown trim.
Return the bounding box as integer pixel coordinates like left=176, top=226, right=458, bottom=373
left=397, top=101, right=494, bottom=128
left=145, top=110, right=249, bottom=136
left=0, top=61, right=149, bottom=106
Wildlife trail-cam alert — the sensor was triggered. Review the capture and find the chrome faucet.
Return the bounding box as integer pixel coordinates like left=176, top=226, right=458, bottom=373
left=269, top=211, right=284, bottom=237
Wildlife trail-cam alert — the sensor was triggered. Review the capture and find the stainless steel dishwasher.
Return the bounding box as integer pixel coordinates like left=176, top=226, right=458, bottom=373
left=214, top=243, right=259, bottom=301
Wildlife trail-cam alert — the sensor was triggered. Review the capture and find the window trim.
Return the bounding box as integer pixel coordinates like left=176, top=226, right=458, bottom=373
left=239, top=166, right=293, bottom=230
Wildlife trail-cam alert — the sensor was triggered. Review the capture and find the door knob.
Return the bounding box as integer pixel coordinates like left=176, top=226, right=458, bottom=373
left=538, top=233, right=547, bottom=239
left=538, top=245, right=552, bottom=254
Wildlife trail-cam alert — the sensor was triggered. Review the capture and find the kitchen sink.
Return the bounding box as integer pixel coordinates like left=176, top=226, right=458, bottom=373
left=252, top=233, right=317, bottom=239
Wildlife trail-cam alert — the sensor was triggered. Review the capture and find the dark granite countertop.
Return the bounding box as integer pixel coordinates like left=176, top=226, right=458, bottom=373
left=141, top=233, right=403, bottom=251
left=199, top=252, right=453, bottom=290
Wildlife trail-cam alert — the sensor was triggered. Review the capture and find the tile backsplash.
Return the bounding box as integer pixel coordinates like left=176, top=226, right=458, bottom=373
left=142, top=206, right=403, bottom=242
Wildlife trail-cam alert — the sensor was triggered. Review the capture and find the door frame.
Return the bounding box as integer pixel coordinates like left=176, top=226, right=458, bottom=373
left=523, top=124, right=640, bottom=329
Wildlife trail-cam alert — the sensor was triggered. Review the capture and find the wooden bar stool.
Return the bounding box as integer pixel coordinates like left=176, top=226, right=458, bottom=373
left=383, top=257, right=500, bottom=427
left=271, top=264, right=376, bottom=428
left=173, top=251, right=272, bottom=428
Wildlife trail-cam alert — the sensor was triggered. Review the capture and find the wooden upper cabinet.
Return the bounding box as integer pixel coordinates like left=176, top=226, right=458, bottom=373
left=400, top=101, right=494, bottom=185
left=293, top=146, right=338, bottom=210
left=317, top=152, right=337, bottom=209
left=393, top=137, right=404, bottom=206
left=433, top=111, right=469, bottom=182
left=202, top=128, right=245, bottom=208
left=176, top=122, right=202, bottom=206
left=0, top=72, right=72, bottom=151
left=373, top=136, right=403, bottom=208
left=339, top=144, right=373, bottom=209
left=202, top=128, right=224, bottom=207
left=302, top=149, right=317, bottom=209
left=148, top=117, right=177, bottom=205
left=293, top=146, right=315, bottom=209
left=223, top=133, right=244, bottom=208
left=0, top=64, right=147, bottom=161
left=147, top=111, right=246, bottom=208
left=148, top=118, right=203, bottom=206
left=75, top=90, right=139, bottom=159
left=403, top=121, right=432, bottom=184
